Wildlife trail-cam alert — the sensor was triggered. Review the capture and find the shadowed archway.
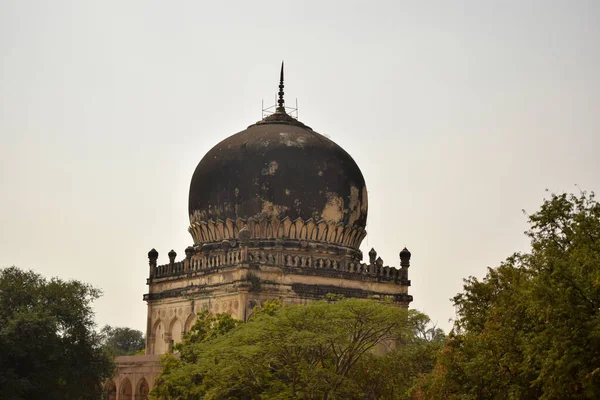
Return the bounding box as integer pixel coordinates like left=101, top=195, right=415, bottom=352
left=135, top=377, right=149, bottom=400
left=119, top=378, right=132, bottom=400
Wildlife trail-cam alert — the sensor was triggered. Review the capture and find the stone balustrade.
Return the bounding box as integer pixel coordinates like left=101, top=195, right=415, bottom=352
left=148, top=245, right=410, bottom=286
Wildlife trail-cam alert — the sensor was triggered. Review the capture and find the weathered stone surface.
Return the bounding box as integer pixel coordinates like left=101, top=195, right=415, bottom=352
left=107, top=355, right=161, bottom=400
left=188, top=216, right=367, bottom=250
left=188, top=119, right=368, bottom=250
left=113, top=81, right=415, bottom=394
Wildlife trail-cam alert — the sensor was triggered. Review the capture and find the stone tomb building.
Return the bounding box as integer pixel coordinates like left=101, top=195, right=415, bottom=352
left=106, top=70, right=413, bottom=399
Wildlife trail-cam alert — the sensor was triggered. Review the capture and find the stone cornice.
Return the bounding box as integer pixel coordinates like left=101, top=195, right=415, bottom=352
left=290, top=283, right=413, bottom=304
left=143, top=278, right=411, bottom=303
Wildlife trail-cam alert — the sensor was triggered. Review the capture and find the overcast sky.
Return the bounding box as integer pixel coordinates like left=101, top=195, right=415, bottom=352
left=1, top=1, right=599, bottom=333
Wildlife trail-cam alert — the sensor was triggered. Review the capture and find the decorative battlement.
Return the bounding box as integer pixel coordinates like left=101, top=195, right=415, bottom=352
left=147, top=244, right=410, bottom=286
left=188, top=215, right=367, bottom=251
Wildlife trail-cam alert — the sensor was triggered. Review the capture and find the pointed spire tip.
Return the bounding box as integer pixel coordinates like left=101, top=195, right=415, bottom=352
left=277, top=61, right=285, bottom=112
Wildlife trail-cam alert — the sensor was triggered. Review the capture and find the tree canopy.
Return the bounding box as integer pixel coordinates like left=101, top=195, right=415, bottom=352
left=152, top=299, right=442, bottom=400
left=416, top=191, right=600, bottom=399
left=0, top=267, right=114, bottom=400
left=100, top=325, right=145, bottom=357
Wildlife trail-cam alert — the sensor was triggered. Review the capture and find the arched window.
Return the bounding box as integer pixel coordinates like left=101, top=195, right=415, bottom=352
left=119, top=378, right=132, bottom=400
left=153, top=320, right=166, bottom=354
left=184, top=313, right=197, bottom=334
left=170, top=318, right=183, bottom=346
left=135, top=377, right=149, bottom=400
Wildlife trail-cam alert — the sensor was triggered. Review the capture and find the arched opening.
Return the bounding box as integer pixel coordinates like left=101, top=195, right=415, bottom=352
left=103, top=380, right=116, bottom=400
left=153, top=320, right=166, bottom=355
left=119, top=378, right=132, bottom=400
left=184, top=313, right=197, bottom=334
left=170, top=318, right=182, bottom=347
left=135, top=377, right=149, bottom=400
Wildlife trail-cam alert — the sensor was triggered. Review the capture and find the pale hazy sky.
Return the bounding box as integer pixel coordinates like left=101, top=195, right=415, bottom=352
left=1, top=1, right=599, bottom=333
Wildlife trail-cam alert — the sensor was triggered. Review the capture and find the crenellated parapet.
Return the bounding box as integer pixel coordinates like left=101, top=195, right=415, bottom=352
left=147, top=242, right=411, bottom=288
left=188, top=215, right=368, bottom=251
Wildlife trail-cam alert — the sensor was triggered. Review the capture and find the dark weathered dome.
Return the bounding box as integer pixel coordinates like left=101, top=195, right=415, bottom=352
left=188, top=111, right=368, bottom=246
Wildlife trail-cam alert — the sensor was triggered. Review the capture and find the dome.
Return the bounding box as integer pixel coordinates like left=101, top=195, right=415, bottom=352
left=188, top=65, right=368, bottom=252
left=188, top=110, right=368, bottom=250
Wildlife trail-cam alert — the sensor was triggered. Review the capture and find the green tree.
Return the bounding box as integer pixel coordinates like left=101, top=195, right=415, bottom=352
left=0, top=267, right=114, bottom=400
left=176, top=309, right=241, bottom=347
left=417, top=191, right=600, bottom=399
left=100, top=325, right=145, bottom=357
left=352, top=312, right=445, bottom=399
left=152, top=299, right=439, bottom=400
left=152, top=310, right=242, bottom=400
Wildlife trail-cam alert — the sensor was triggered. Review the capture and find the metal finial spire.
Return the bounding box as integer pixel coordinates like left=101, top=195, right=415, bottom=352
left=277, top=61, right=285, bottom=112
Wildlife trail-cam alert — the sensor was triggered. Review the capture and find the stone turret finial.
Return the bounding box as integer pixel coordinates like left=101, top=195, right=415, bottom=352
left=148, top=248, right=158, bottom=265
left=184, top=246, right=195, bottom=259
left=368, top=248, right=377, bottom=264
left=168, top=249, right=177, bottom=264
left=148, top=248, right=158, bottom=278
left=400, top=247, right=411, bottom=267
left=277, top=61, right=285, bottom=112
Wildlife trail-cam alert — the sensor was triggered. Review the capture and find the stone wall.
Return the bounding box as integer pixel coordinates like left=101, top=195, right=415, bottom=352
left=105, top=355, right=161, bottom=400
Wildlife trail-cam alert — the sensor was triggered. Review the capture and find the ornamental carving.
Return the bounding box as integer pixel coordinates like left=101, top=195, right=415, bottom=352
left=188, top=215, right=367, bottom=250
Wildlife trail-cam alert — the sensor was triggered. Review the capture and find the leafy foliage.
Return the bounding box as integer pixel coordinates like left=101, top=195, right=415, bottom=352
left=152, top=299, right=442, bottom=399
left=416, top=191, right=600, bottom=399
left=0, top=267, right=114, bottom=400
left=351, top=312, right=445, bottom=399
left=100, top=325, right=145, bottom=357
left=176, top=309, right=241, bottom=347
